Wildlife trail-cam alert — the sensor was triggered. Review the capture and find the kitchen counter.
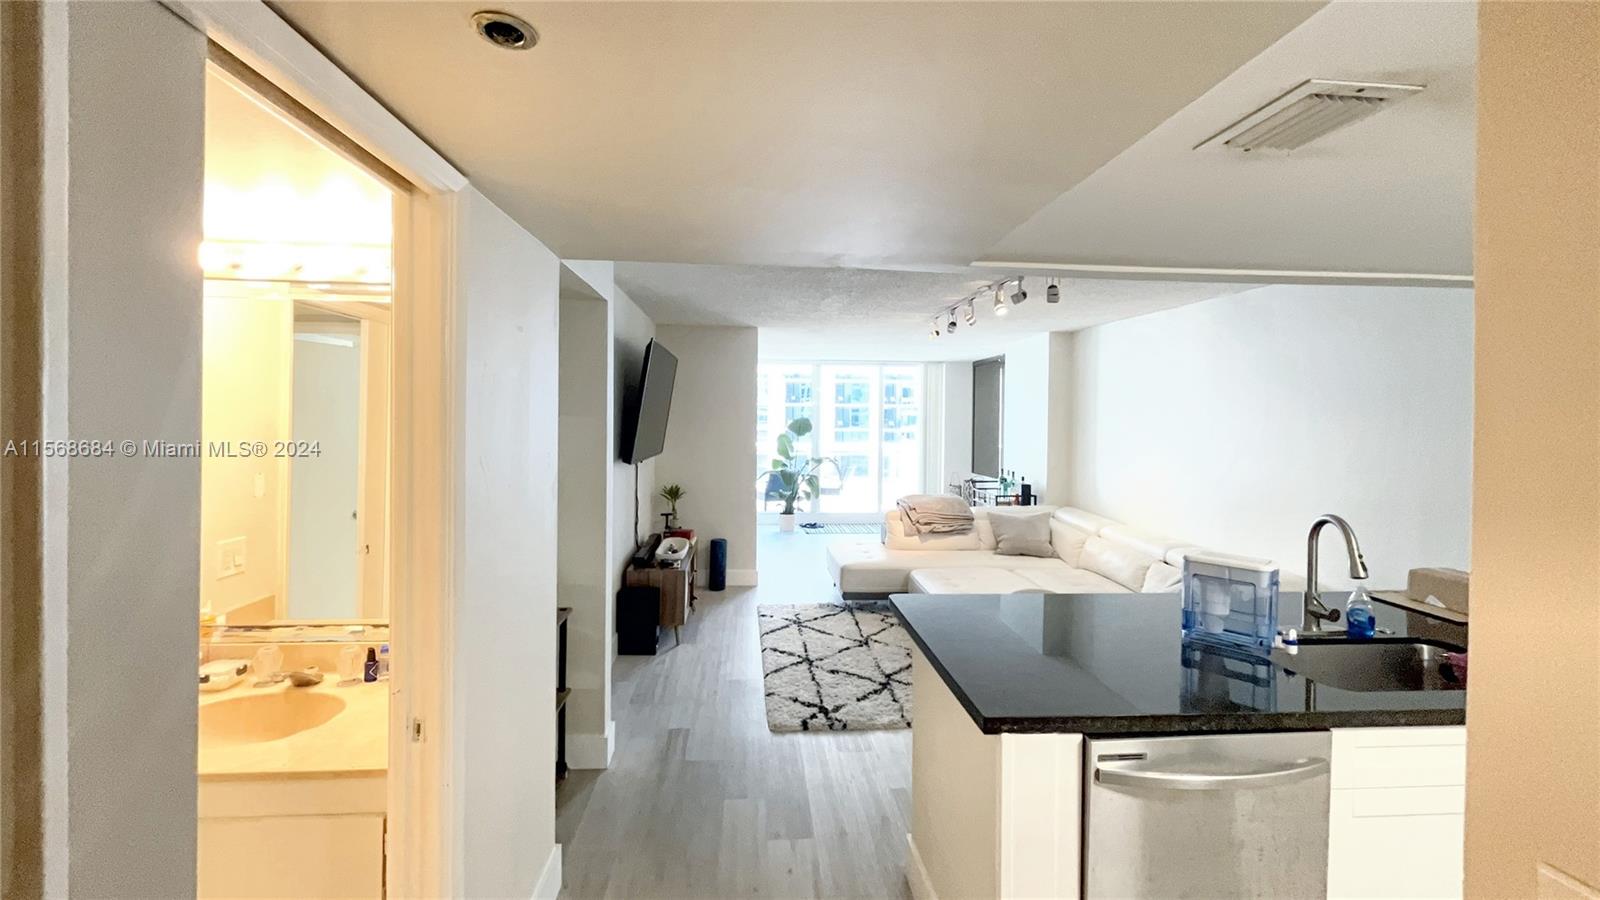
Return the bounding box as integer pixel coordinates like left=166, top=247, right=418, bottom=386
left=891, top=592, right=1466, bottom=735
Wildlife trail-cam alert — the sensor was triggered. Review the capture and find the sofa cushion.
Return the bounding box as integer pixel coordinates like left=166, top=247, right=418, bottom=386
left=827, top=540, right=1070, bottom=594
left=908, top=567, right=1044, bottom=594
left=989, top=509, right=1055, bottom=557
left=1142, top=561, right=1183, bottom=593
left=1163, top=545, right=1273, bottom=569
left=1049, top=515, right=1094, bottom=566
left=1055, top=507, right=1115, bottom=535
left=1016, top=567, right=1129, bottom=594
left=1080, top=535, right=1158, bottom=591
left=1100, top=524, right=1186, bottom=564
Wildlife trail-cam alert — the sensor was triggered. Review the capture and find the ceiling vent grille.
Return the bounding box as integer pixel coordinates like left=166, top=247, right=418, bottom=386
left=1195, top=79, right=1424, bottom=153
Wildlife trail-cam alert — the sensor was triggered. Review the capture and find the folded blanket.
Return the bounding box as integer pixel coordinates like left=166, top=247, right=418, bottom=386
left=897, top=494, right=975, bottom=535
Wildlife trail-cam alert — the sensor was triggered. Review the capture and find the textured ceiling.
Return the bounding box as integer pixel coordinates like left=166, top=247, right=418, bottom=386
left=984, top=1, right=1477, bottom=277
left=613, top=262, right=1251, bottom=361
left=273, top=0, right=1321, bottom=267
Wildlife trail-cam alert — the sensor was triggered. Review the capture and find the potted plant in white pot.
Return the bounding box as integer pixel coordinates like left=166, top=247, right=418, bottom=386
left=765, top=417, right=834, bottom=532
left=658, top=483, right=685, bottom=530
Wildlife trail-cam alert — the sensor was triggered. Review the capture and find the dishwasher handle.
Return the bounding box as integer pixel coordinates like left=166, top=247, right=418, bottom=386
left=1095, top=757, right=1328, bottom=791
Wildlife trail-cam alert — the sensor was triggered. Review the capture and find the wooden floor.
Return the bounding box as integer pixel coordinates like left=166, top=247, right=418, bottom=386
left=557, top=528, right=913, bottom=899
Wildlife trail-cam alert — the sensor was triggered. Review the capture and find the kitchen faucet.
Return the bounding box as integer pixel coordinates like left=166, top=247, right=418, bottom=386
left=1305, top=514, right=1370, bottom=629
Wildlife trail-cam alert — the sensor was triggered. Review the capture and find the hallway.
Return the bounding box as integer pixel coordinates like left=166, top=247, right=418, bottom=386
left=556, top=528, right=912, bottom=899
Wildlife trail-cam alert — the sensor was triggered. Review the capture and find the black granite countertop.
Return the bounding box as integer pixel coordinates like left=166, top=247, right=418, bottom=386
left=891, top=592, right=1467, bottom=736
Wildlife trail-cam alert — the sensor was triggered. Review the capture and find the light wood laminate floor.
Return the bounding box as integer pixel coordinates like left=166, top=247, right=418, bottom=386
left=557, top=527, right=912, bottom=899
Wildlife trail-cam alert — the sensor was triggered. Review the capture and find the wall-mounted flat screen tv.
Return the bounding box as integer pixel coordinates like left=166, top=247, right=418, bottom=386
left=620, top=339, right=678, bottom=464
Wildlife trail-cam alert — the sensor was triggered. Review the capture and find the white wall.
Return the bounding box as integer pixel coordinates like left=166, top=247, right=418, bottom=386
left=1067, top=284, right=1474, bottom=588
left=611, top=288, right=657, bottom=579
left=451, top=187, right=560, bottom=898
left=38, top=3, right=205, bottom=894
left=929, top=361, right=974, bottom=491
left=557, top=290, right=614, bottom=763
left=1001, top=335, right=1052, bottom=498
left=653, top=325, right=760, bottom=583
left=200, top=292, right=290, bottom=617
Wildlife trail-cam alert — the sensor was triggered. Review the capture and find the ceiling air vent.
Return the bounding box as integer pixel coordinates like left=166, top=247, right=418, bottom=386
left=1194, top=79, right=1424, bottom=152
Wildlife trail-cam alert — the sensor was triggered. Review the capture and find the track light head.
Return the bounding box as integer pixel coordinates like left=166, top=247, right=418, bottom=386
left=1009, top=277, right=1027, bottom=305
left=1046, top=278, right=1061, bottom=303
left=962, top=299, right=977, bottom=326
left=992, top=288, right=1009, bottom=317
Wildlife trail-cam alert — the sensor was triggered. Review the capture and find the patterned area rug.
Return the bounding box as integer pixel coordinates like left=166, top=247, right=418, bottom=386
left=758, top=602, right=913, bottom=732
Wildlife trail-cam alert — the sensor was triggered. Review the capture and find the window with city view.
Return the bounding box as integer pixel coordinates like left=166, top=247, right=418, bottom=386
left=756, top=363, right=925, bottom=516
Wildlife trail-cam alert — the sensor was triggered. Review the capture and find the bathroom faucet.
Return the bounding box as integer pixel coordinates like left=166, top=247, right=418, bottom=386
left=1305, top=514, right=1370, bottom=629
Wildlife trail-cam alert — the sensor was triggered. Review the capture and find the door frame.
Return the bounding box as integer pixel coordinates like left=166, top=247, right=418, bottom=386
left=165, top=3, right=465, bottom=896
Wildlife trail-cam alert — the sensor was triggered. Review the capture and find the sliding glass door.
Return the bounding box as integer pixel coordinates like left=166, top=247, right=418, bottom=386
left=756, top=362, right=925, bottom=517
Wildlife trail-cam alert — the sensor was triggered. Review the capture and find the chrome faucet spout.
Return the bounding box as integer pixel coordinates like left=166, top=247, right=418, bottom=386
left=1305, top=514, right=1369, bottom=629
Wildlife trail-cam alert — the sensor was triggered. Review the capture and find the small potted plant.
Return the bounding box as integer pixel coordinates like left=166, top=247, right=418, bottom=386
left=764, top=417, right=835, bottom=532
left=658, top=483, right=686, bottom=530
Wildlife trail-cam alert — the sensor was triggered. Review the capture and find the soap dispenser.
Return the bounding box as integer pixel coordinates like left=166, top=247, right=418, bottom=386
left=1345, top=584, right=1377, bottom=639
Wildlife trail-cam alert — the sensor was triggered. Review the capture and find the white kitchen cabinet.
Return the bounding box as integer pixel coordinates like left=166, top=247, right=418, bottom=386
left=1328, top=726, right=1467, bottom=899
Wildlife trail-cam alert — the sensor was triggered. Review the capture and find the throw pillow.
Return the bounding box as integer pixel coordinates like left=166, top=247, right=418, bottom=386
left=989, top=510, right=1055, bottom=557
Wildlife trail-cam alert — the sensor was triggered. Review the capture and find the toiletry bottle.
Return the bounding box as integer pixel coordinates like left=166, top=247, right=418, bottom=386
left=1345, top=584, right=1377, bottom=639
left=363, top=647, right=379, bottom=682
left=377, top=644, right=390, bottom=681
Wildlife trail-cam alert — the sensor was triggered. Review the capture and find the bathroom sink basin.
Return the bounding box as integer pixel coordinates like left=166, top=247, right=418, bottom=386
left=200, top=691, right=346, bottom=744
left=1272, top=638, right=1466, bottom=692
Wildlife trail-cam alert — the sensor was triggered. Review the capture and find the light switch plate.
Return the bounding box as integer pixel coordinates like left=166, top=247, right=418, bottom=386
left=218, top=536, right=247, bottom=579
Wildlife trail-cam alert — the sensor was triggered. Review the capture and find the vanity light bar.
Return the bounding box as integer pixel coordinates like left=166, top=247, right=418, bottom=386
left=199, top=239, right=393, bottom=287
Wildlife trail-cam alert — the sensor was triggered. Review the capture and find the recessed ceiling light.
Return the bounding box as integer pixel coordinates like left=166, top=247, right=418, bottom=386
left=472, top=11, right=538, bottom=50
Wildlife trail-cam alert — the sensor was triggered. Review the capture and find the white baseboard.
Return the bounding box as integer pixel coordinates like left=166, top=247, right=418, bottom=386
left=533, top=843, right=562, bottom=900
left=906, top=833, right=938, bottom=900
left=694, top=569, right=758, bottom=589
left=567, top=720, right=615, bottom=770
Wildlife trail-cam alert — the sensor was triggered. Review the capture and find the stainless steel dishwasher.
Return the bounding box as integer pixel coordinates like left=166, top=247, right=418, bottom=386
left=1084, top=731, right=1331, bottom=898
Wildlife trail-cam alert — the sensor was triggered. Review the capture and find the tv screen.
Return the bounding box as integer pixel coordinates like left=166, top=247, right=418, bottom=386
left=621, top=339, right=678, bottom=464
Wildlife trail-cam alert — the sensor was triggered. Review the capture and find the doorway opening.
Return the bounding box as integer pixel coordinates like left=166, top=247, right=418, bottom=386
left=197, top=57, right=403, bottom=899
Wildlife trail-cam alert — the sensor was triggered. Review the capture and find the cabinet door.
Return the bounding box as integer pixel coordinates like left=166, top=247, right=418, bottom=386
left=199, top=813, right=385, bottom=899
left=1328, top=727, right=1466, bottom=899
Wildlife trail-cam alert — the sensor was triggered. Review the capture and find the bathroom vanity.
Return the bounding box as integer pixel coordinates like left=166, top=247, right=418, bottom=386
left=197, top=678, right=389, bottom=899
left=893, top=592, right=1467, bottom=900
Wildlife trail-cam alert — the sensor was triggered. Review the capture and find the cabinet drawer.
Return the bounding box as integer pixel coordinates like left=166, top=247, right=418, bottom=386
left=1331, top=726, right=1465, bottom=790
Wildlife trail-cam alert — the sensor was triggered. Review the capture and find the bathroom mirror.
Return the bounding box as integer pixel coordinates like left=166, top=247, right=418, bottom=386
left=199, top=294, right=392, bottom=625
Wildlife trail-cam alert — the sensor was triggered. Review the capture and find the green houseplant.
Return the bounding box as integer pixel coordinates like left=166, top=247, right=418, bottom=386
left=658, top=483, right=686, bottom=529
left=765, top=417, right=835, bottom=532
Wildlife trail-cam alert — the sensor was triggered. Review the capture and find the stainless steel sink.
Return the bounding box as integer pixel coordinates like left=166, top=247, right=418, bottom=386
left=1271, top=637, right=1466, bottom=692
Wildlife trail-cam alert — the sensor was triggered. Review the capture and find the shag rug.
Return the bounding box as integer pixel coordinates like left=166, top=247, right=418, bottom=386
left=758, top=602, right=913, bottom=732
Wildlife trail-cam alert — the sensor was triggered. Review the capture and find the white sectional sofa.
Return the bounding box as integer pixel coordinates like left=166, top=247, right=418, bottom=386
left=827, top=506, right=1262, bottom=599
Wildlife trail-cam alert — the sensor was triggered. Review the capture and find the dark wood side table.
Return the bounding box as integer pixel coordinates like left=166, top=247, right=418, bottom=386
left=623, top=536, right=697, bottom=645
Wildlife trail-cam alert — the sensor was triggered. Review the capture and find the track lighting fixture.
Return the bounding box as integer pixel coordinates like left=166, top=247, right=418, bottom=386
left=1046, top=277, right=1061, bottom=304
left=922, top=276, right=1037, bottom=337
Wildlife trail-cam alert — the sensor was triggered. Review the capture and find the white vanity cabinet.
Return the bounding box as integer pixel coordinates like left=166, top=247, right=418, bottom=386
left=1327, top=726, right=1467, bottom=899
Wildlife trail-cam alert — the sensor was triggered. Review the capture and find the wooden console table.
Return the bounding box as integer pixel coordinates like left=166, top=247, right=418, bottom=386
left=623, top=536, right=697, bottom=644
